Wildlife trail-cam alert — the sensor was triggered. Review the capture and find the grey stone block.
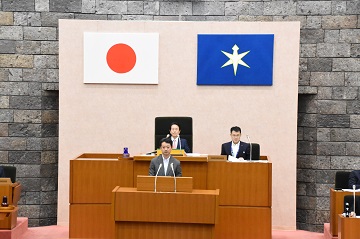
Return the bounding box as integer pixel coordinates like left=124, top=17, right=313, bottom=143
left=14, top=110, right=41, bottom=123
left=298, top=113, right=317, bottom=127
left=159, top=2, right=192, bottom=16
left=0, top=54, right=33, bottom=68
left=0, top=12, right=14, bottom=25
left=308, top=58, right=332, bottom=72
left=193, top=2, right=225, bottom=16
left=298, top=86, right=318, bottom=95
left=306, top=16, right=322, bottom=29
left=8, top=68, right=23, bottom=82
left=333, top=58, right=360, bottom=72
left=28, top=82, right=42, bottom=96
left=304, top=127, right=317, bottom=141
left=299, top=71, right=311, bottom=86
left=317, top=115, right=350, bottom=128
left=9, top=151, right=41, bottom=164
left=330, top=156, right=360, bottom=169
left=324, top=30, right=340, bottom=43
left=40, top=191, right=57, bottom=204
left=310, top=72, right=344, bottom=87
left=297, top=1, right=331, bottom=15
left=127, top=1, right=144, bottom=14
left=24, top=27, right=57, bottom=41
left=297, top=182, right=307, bottom=196
left=40, top=218, right=57, bottom=226
left=331, top=1, right=346, bottom=15
left=332, top=87, right=358, bottom=100
left=345, top=72, right=360, bottom=86
left=0, top=137, right=26, bottom=150
left=351, top=44, right=360, bottom=57
left=41, top=124, right=58, bottom=137
left=40, top=204, right=56, bottom=218
left=330, top=128, right=360, bottom=141
left=81, top=0, right=96, bottom=13
left=40, top=163, right=58, bottom=177
left=8, top=123, right=41, bottom=137
left=40, top=12, right=74, bottom=27
left=34, top=55, right=58, bottom=69
left=35, top=0, right=50, bottom=12
left=41, top=177, right=57, bottom=191
left=317, top=128, right=330, bottom=142
left=0, top=82, right=29, bottom=95
left=0, top=109, right=13, bottom=122
left=10, top=96, right=42, bottom=109
left=299, top=58, right=307, bottom=71
left=264, top=1, right=296, bottom=16
left=317, top=142, right=346, bottom=156
left=0, top=26, right=24, bottom=40
left=18, top=205, right=40, bottom=218
left=322, top=15, right=358, bottom=29
left=0, top=123, right=9, bottom=137
left=42, top=93, right=59, bottom=110
left=144, top=2, right=159, bottom=15
left=16, top=165, right=41, bottom=178
left=96, top=0, right=127, bottom=14
left=23, top=69, right=47, bottom=82
left=317, top=43, right=350, bottom=57
left=49, top=0, right=82, bottom=13
left=41, top=151, right=58, bottom=164
left=26, top=191, right=40, bottom=204
left=26, top=137, right=42, bottom=151
left=238, top=15, right=273, bottom=22
left=297, top=195, right=317, bottom=209
left=42, top=110, right=58, bottom=124
left=346, top=142, right=360, bottom=156
left=315, top=208, right=329, bottom=223
left=15, top=41, right=42, bottom=55
left=317, top=100, right=346, bottom=114
left=0, top=151, right=9, bottom=163
left=350, top=115, right=360, bottom=128
left=225, top=2, right=249, bottom=16
left=41, top=137, right=58, bottom=150
left=0, top=40, right=15, bottom=54
left=339, top=29, right=360, bottom=43
left=298, top=141, right=317, bottom=155
left=300, top=29, right=324, bottom=44
left=27, top=219, right=40, bottom=227
left=74, top=14, right=107, bottom=20
left=297, top=168, right=316, bottom=183
left=297, top=155, right=317, bottom=169
left=346, top=1, right=360, bottom=14
left=248, top=2, right=264, bottom=16
left=14, top=12, right=41, bottom=26
left=300, top=44, right=316, bottom=57
left=2, top=0, right=35, bottom=11
left=42, top=83, right=59, bottom=91
left=316, top=184, right=332, bottom=197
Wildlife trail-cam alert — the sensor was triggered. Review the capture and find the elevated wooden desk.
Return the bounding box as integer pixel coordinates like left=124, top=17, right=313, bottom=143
left=0, top=178, right=21, bottom=229
left=330, top=188, right=360, bottom=236
left=112, top=187, right=219, bottom=239
left=338, top=214, right=360, bottom=239
left=70, top=153, right=272, bottom=239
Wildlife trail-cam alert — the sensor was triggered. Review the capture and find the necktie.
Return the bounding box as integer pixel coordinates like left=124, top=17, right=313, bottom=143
left=173, top=139, right=177, bottom=149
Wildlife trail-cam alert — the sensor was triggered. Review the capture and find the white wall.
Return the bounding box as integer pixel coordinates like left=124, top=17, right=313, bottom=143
left=59, top=20, right=300, bottom=230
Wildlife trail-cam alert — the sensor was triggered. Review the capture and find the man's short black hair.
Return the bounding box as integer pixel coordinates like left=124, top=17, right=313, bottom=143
left=159, top=137, right=173, bottom=147
left=169, top=122, right=181, bottom=131
left=230, top=126, right=241, bottom=133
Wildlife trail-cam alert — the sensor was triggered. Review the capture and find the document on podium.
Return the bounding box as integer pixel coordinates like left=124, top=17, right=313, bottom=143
left=228, top=155, right=245, bottom=162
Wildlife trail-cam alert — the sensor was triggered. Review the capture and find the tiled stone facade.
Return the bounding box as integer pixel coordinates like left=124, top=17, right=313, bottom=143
left=0, top=0, right=359, bottom=231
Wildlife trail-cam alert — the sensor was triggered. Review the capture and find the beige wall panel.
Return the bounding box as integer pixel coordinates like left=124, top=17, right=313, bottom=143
left=59, top=20, right=300, bottom=230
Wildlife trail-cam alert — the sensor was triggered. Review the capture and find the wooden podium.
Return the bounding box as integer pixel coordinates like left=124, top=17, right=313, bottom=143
left=70, top=153, right=271, bottom=239
left=112, top=176, right=219, bottom=239
left=338, top=214, right=360, bottom=239
left=0, top=178, right=21, bottom=229
left=330, top=188, right=360, bottom=236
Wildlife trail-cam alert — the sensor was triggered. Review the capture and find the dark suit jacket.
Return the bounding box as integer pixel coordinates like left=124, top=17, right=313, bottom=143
left=149, top=155, right=182, bottom=177
left=348, top=170, right=360, bottom=189
left=0, top=166, right=5, bottom=177
left=174, top=137, right=191, bottom=153
left=221, top=141, right=250, bottom=160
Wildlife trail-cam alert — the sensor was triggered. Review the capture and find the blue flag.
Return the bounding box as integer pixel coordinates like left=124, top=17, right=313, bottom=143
left=197, top=34, right=274, bottom=86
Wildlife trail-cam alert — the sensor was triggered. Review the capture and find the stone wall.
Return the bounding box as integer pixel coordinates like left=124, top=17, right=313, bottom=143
left=0, top=0, right=359, bottom=231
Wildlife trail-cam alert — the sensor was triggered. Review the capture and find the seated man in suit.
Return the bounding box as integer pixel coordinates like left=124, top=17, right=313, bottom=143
left=221, top=126, right=250, bottom=160
left=168, top=122, right=191, bottom=153
left=348, top=170, right=360, bottom=189
left=149, top=137, right=182, bottom=177
left=0, top=166, right=5, bottom=177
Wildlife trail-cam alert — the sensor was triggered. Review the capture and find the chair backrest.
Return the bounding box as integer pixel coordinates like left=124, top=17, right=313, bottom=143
left=344, top=195, right=360, bottom=215
left=335, top=171, right=351, bottom=189
left=2, top=166, right=16, bottom=183
left=250, top=143, right=260, bottom=160
left=155, top=117, right=192, bottom=152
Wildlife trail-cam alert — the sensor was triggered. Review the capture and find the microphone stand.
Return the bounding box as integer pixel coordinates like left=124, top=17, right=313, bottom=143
left=171, top=163, right=177, bottom=192
left=246, top=135, right=252, bottom=161
left=353, top=185, right=356, bottom=217
left=154, top=164, right=162, bottom=192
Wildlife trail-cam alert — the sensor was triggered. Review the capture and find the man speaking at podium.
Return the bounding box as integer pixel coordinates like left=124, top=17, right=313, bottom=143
left=149, top=137, right=182, bottom=177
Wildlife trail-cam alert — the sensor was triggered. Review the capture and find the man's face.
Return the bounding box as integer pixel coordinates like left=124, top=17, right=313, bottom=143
left=230, top=131, right=241, bottom=144
left=170, top=124, right=181, bottom=138
left=160, top=141, right=172, bottom=158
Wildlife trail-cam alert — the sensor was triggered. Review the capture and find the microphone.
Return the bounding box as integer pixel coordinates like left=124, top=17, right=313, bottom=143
left=353, top=184, right=356, bottom=217
left=178, top=135, right=182, bottom=150
left=246, top=135, right=252, bottom=161
left=154, top=163, right=162, bottom=192
left=170, top=163, right=177, bottom=192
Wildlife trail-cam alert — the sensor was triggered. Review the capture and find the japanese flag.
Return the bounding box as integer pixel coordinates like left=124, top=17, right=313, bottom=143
left=84, top=32, right=159, bottom=84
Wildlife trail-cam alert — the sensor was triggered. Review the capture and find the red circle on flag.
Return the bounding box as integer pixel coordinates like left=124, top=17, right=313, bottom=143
left=106, top=44, right=136, bottom=73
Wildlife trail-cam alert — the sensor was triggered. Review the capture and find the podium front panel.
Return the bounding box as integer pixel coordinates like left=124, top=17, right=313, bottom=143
left=338, top=214, right=360, bottom=239
left=207, top=161, right=272, bottom=206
